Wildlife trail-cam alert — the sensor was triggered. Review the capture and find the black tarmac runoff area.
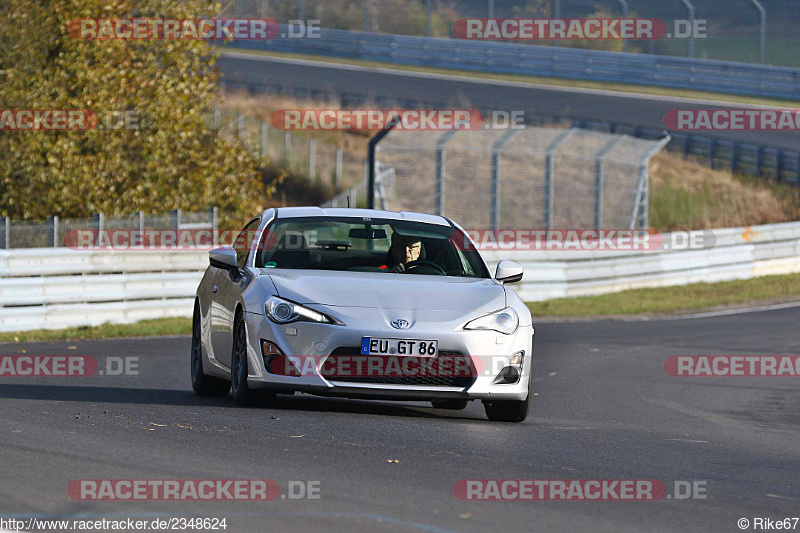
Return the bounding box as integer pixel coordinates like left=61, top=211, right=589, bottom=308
left=1, top=306, right=799, bottom=532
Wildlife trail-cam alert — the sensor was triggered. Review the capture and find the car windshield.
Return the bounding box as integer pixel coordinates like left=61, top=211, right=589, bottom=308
left=254, top=217, right=489, bottom=278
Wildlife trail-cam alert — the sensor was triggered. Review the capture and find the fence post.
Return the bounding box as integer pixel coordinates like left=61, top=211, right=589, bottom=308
left=594, top=136, right=625, bottom=230
left=209, top=206, right=218, bottom=246
left=708, top=139, right=716, bottom=170
left=309, top=139, right=316, bottom=180
left=776, top=149, right=785, bottom=181
left=3, top=216, right=9, bottom=249
left=544, top=128, right=576, bottom=230
left=435, top=130, right=459, bottom=216
left=171, top=209, right=181, bottom=230
left=139, top=211, right=145, bottom=233
left=260, top=121, right=268, bottom=158
left=335, top=147, right=343, bottom=189
left=94, top=213, right=104, bottom=233
left=53, top=215, right=59, bottom=247
left=756, top=145, right=764, bottom=174
left=490, top=129, right=518, bottom=231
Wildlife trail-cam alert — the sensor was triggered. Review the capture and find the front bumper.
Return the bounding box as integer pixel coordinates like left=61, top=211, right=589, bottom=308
left=242, top=307, right=534, bottom=401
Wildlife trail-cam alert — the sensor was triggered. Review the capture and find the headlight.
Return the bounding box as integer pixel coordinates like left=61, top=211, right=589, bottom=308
left=265, top=296, right=337, bottom=325
left=464, top=307, right=519, bottom=335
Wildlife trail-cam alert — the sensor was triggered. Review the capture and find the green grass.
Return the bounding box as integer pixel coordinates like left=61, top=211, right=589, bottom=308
left=220, top=47, right=799, bottom=108
left=528, top=272, right=800, bottom=317
left=0, top=317, right=192, bottom=343
left=656, top=37, right=800, bottom=69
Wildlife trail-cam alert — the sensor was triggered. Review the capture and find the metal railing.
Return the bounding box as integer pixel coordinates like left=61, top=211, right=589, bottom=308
left=226, top=27, right=800, bottom=100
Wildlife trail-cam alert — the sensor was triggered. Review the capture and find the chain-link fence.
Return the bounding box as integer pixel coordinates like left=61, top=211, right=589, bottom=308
left=373, top=126, right=670, bottom=230
left=0, top=209, right=217, bottom=250
left=213, top=108, right=365, bottom=191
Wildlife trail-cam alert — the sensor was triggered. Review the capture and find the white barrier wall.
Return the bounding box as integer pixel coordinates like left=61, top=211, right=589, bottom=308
left=1, top=221, right=799, bottom=332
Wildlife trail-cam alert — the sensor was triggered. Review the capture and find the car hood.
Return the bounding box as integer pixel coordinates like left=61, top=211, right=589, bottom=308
left=264, top=270, right=505, bottom=312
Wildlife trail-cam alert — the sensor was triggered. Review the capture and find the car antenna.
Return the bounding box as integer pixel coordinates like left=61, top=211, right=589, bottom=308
left=347, top=195, right=351, bottom=208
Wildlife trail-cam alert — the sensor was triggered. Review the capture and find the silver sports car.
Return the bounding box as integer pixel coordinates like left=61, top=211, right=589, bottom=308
left=191, top=207, right=534, bottom=422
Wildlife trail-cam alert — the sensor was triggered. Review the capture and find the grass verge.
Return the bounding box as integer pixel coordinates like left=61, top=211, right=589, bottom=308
left=0, top=317, right=191, bottom=343
left=220, top=47, right=799, bottom=108
left=528, top=273, right=800, bottom=317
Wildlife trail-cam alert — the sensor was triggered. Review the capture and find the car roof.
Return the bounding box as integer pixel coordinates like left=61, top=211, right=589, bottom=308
left=268, top=207, right=451, bottom=226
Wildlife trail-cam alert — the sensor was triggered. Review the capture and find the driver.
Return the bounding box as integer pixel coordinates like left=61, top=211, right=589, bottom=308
left=382, top=232, right=423, bottom=273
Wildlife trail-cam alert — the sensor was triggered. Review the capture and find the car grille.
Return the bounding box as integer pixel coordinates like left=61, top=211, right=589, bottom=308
left=325, top=347, right=476, bottom=388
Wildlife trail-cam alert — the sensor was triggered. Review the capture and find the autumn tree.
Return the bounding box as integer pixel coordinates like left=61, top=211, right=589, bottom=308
left=0, top=0, right=265, bottom=221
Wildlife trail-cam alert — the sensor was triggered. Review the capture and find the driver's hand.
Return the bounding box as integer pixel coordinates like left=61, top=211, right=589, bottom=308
left=388, top=263, right=405, bottom=273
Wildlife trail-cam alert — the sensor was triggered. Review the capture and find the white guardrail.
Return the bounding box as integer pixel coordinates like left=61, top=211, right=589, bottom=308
left=1, top=221, right=800, bottom=332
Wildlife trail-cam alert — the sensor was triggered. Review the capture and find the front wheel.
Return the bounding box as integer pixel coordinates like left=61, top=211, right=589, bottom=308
left=191, top=303, right=230, bottom=396
left=482, top=373, right=532, bottom=423
left=231, top=314, right=275, bottom=406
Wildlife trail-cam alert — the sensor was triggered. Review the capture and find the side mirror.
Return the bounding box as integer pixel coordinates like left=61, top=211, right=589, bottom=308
left=495, top=260, right=523, bottom=284
left=209, top=246, right=238, bottom=271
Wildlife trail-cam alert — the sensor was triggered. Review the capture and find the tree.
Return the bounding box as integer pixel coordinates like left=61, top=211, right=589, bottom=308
left=0, top=0, right=265, bottom=223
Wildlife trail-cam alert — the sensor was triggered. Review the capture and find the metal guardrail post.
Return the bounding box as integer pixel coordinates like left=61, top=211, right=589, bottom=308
left=490, top=129, right=519, bottom=231
left=425, top=0, right=432, bottom=37
left=367, top=116, right=400, bottom=209
left=434, top=130, right=459, bottom=216
left=171, top=209, right=181, bottom=230
left=594, top=136, right=625, bottom=230
left=237, top=113, right=245, bottom=140
left=544, top=128, right=577, bottom=230
left=2, top=216, right=8, bottom=249
left=617, top=0, right=628, bottom=52
left=335, top=148, right=343, bottom=189
left=139, top=211, right=145, bottom=233
left=748, top=0, right=766, bottom=65
left=629, top=135, right=671, bottom=229
left=53, top=216, right=59, bottom=247
left=678, top=0, right=695, bottom=59
left=210, top=206, right=218, bottom=246
left=309, top=139, right=316, bottom=179
left=94, top=213, right=104, bottom=234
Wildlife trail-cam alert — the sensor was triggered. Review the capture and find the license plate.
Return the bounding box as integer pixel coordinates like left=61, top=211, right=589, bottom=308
left=361, top=337, right=438, bottom=357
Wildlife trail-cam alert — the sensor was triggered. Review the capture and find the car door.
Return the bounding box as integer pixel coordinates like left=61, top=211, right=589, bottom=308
left=210, top=217, right=260, bottom=370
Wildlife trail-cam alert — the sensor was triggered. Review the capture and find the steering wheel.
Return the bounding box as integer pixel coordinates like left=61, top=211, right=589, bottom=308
left=404, top=259, right=446, bottom=276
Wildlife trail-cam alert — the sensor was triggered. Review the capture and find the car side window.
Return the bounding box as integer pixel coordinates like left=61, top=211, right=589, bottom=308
left=234, top=218, right=260, bottom=270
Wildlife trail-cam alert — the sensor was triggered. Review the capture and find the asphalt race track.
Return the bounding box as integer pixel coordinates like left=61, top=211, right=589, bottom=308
left=1, top=307, right=798, bottom=532
left=218, top=52, right=800, bottom=152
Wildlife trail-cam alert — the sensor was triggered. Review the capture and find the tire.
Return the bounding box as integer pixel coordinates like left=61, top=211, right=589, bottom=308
left=230, top=312, right=275, bottom=406
left=191, top=302, right=230, bottom=396
left=431, top=400, right=468, bottom=410
left=482, top=372, right=533, bottom=423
